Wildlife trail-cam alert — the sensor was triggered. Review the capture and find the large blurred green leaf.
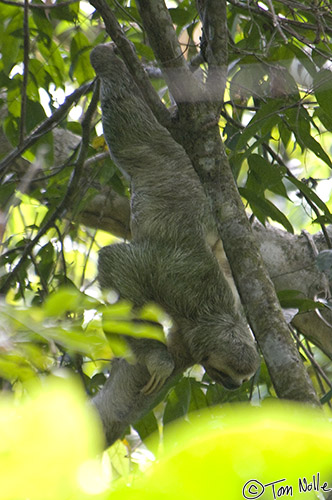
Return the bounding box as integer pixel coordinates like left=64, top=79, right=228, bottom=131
left=0, top=377, right=105, bottom=500
left=109, top=403, right=332, bottom=500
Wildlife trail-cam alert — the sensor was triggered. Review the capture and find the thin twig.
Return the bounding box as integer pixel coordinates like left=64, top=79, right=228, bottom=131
left=0, top=0, right=79, bottom=9
left=227, top=0, right=332, bottom=37
left=19, top=0, right=29, bottom=146
left=266, top=0, right=288, bottom=43
left=112, top=0, right=143, bottom=31
left=198, top=0, right=228, bottom=101
left=67, top=80, right=100, bottom=206
left=80, top=229, right=97, bottom=289
left=292, top=328, right=332, bottom=407
left=53, top=223, right=67, bottom=278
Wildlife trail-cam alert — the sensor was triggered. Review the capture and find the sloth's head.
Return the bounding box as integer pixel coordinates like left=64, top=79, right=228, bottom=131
left=189, top=316, right=260, bottom=390
left=90, top=43, right=120, bottom=77
left=202, top=350, right=259, bottom=389
left=203, top=331, right=260, bottom=389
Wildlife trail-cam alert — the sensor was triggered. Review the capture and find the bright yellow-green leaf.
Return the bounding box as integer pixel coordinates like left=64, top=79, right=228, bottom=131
left=0, top=377, right=106, bottom=500
left=110, top=403, right=332, bottom=500
left=44, top=287, right=97, bottom=316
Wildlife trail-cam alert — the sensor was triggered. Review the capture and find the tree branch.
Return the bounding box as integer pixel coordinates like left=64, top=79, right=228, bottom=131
left=88, top=0, right=171, bottom=128
left=0, top=0, right=80, bottom=8
left=197, top=0, right=228, bottom=100
left=136, top=0, right=205, bottom=104
left=19, top=0, right=29, bottom=146
left=189, top=117, right=319, bottom=403
left=0, top=82, right=92, bottom=178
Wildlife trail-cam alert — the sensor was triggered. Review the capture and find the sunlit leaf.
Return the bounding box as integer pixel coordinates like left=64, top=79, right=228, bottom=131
left=109, top=404, right=332, bottom=500
left=0, top=378, right=105, bottom=500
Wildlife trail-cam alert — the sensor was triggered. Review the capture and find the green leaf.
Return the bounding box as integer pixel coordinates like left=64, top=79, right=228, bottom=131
left=36, top=242, right=55, bottom=283
left=1, top=10, right=22, bottom=73
left=32, top=6, right=53, bottom=45
left=285, top=107, right=332, bottom=168
left=112, top=405, right=332, bottom=500
left=3, top=115, right=19, bottom=147
left=133, top=410, right=159, bottom=443
left=278, top=121, right=292, bottom=149
left=0, top=378, right=103, bottom=500
left=163, top=378, right=191, bottom=425
left=247, top=154, right=288, bottom=198
left=103, top=319, right=164, bottom=341
left=0, top=183, right=16, bottom=206
left=206, top=382, right=226, bottom=406
left=239, top=187, right=294, bottom=233
left=277, top=289, right=324, bottom=312
left=314, top=107, right=332, bottom=132
left=314, top=68, right=332, bottom=117
left=169, top=5, right=195, bottom=26
left=188, top=378, right=207, bottom=412
left=38, top=40, right=66, bottom=87
left=320, top=387, right=332, bottom=405
left=134, top=42, right=155, bottom=61
left=288, top=44, right=317, bottom=78
left=52, top=2, right=79, bottom=22
left=236, top=100, right=282, bottom=151
left=70, top=31, right=95, bottom=85
left=286, top=176, right=332, bottom=221
left=0, top=356, right=36, bottom=382
left=7, top=75, right=21, bottom=118
left=44, top=287, right=97, bottom=316
left=229, top=64, right=266, bottom=105
left=138, top=303, right=168, bottom=324
left=25, top=99, right=47, bottom=133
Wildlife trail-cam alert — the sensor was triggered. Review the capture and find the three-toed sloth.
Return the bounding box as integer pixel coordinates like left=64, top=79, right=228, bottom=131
left=90, top=44, right=260, bottom=443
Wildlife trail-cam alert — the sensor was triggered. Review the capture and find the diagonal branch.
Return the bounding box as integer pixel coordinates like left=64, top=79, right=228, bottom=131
left=136, top=0, right=205, bottom=104
left=197, top=0, right=228, bottom=102
left=0, top=82, right=92, bottom=178
left=88, top=0, right=171, bottom=127
left=0, top=0, right=79, bottom=7
left=19, top=0, right=29, bottom=146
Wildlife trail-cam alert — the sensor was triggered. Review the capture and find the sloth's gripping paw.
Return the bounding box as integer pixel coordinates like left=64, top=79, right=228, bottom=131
left=141, top=350, right=175, bottom=395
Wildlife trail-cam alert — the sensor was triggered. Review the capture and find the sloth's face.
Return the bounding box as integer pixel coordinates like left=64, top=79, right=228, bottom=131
left=202, top=349, right=259, bottom=390
left=203, top=363, right=248, bottom=390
